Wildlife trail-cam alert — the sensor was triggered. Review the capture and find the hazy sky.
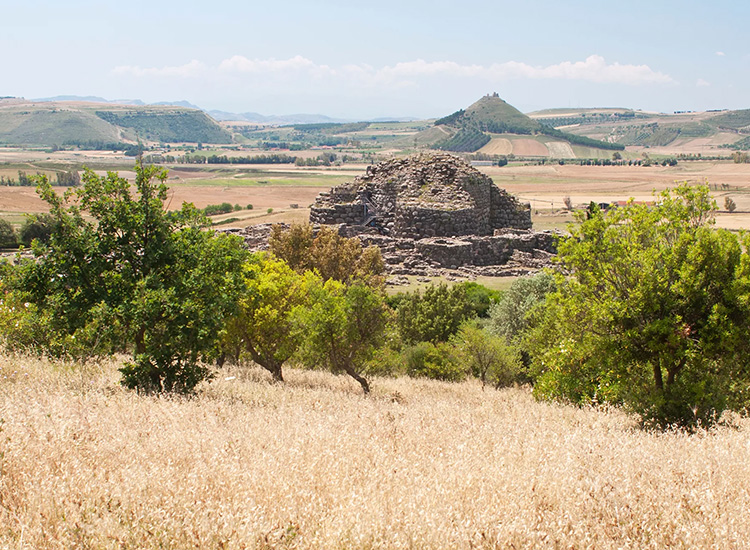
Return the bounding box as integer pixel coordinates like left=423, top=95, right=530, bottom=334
left=3, top=0, right=748, bottom=118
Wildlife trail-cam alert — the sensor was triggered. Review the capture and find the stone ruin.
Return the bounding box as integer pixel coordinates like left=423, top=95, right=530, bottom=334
left=310, top=152, right=532, bottom=238
left=229, top=153, right=558, bottom=283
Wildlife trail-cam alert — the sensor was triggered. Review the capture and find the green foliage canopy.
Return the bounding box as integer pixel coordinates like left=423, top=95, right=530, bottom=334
left=6, top=165, right=248, bottom=393
left=0, top=219, right=17, bottom=248
left=222, top=253, right=309, bottom=381
left=293, top=278, right=391, bottom=393
left=395, top=283, right=475, bottom=344
left=269, top=223, right=385, bottom=287
left=528, top=184, right=750, bottom=428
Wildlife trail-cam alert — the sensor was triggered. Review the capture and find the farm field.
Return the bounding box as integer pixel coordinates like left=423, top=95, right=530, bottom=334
left=1, top=353, right=749, bottom=549
left=3, top=154, right=750, bottom=231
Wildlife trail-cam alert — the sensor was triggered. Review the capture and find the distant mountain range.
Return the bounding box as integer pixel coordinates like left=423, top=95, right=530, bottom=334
left=31, top=96, right=418, bottom=125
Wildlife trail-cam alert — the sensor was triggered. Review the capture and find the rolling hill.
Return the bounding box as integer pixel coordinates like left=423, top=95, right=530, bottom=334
left=417, top=94, right=624, bottom=157
left=0, top=99, right=233, bottom=146
left=527, top=107, right=750, bottom=152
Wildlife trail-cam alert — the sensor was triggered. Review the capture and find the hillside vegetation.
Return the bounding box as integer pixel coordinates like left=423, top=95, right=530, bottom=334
left=429, top=94, right=623, bottom=154
left=535, top=107, right=750, bottom=149
left=0, top=101, right=232, bottom=146
left=95, top=109, right=232, bottom=143
left=2, top=353, right=749, bottom=549
left=0, top=106, right=123, bottom=146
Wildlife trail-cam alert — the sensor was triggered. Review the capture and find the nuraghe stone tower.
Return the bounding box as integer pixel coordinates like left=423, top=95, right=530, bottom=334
left=309, top=153, right=532, bottom=238
left=227, top=153, right=555, bottom=281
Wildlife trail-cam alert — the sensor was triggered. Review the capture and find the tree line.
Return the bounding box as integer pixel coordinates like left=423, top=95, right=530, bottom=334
left=0, top=170, right=79, bottom=187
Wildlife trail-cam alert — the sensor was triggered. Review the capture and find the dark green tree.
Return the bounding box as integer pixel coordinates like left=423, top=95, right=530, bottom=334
left=9, top=164, right=248, bottom=393
left=395, top=283, right=475, bottom=344
left=0, top=219, right=17, bottom=248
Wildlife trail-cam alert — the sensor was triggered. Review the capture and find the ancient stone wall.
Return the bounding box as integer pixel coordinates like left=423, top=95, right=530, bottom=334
left=490, top=186, right=532, bottom=230
left=393, top=205, right=484, bottom=239
left=225, top=223, right=559, bottom=281
left=309, top=153, right=531, bottom=237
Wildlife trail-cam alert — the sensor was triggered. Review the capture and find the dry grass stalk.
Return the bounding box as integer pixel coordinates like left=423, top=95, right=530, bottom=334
left=1, top=353, right=749, bottom=549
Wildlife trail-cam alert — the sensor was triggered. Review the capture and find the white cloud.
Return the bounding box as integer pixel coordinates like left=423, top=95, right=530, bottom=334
left=696, top=78, right=711, bottom=87
left=218, top=55, right=333, bottom=77
left=716, top=51, right=726, bottom=56
left=369, top=55, right=673, bottom=85
left=112, top=60, right=206, bottom=78
left=112, top=55, right=674, bottom=88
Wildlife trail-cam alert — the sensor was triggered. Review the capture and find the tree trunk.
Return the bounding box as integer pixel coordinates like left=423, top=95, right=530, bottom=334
left=269, top=362, right=284, bottom=382
left=653, top=362, right=664, bottom=391
left=248, top=347, right=285, bottom=383
left=666, top=368, right=677, bottom=387
left=343, top=364, right=370, bottom=394
left=135, top=327, right=146, bottom=355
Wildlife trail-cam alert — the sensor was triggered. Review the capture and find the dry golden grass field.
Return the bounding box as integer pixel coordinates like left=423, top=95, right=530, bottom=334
left=1, top=353, right=750, bottom=549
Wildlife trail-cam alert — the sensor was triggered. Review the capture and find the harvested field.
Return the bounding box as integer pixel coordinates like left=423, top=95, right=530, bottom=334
left=1, top=353, right=749, bottom=549
left=544, top=141, right=575, bottom=158
left=478, top=138, right=513, bottom=155
left=0, top=184, right=327, bottom=214
left=506, top=139, right=549, bottom=157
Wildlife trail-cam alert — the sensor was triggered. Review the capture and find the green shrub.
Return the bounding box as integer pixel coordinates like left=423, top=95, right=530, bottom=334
left=203, top=202, right=234, bottom=216
left=246, top=204, right=254, bottom=210
left=459, top=282, right=502, bottom=318
left=395, top=283, right=475, bottom=344
left=19, top=213, right=57, bottom=246
left=267, top=208, right=274, bottom=214
left=403, top=341, right=465, bottom=382
left=0, top=219, right=18, bottom=248
left=489, top=272, right=555, bottom=343
left=453, top=322, right=522, bottom=388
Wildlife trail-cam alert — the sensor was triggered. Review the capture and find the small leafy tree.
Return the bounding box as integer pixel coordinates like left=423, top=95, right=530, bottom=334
left=19, top=213, right=58, bottom=246
left=269, top=223, right=385, bottom=287
left=222, top=253, right=308, bottom=381
left=395, top=283, right=475, bottom=344
left=488, top=272, right=556, bottom=343
left=528, top=184, right=750, bottom=428
left=453, top=322, right=522, bottom=388
left=294, top=278, right=391, bottom=394
left=725, top=196, right=737, bottom=213
left=8, top=165, right=248, bottom=393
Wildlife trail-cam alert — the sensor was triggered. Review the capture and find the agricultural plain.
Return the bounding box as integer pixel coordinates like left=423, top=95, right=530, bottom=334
left=4, top=153, right=750, bottom=232
left=2, top=353, right=750, bottom=549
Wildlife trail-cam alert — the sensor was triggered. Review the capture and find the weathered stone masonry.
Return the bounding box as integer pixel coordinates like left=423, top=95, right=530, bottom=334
left=310, top=153, right=532, bottom=239
left=226, top=153, right=557, bottom=281
left=308, top=153, right=553, bottom=278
